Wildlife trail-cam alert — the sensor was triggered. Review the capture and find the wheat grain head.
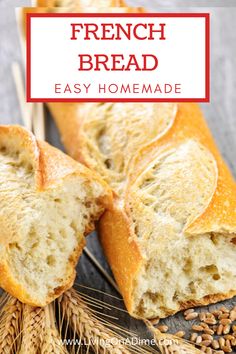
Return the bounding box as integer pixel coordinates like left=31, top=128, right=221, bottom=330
left=19, top=304, right=46, bottom=354
left=41, top=303, right=68, bottom=354
left=58, top=288, right=153, bottom=354
left=0, top=295, right=22, bottom=354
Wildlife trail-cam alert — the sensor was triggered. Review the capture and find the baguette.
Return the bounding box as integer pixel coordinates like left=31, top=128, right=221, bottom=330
left=48, top=101, right=236, bottom=319
left=99, top=103, right=236, bottom=318
left=0, top=125, right=111, bottom=307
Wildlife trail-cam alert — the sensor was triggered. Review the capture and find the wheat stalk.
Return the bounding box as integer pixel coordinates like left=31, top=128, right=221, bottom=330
left=0, top=295, right=22, bottom=354
left=59, top=288, right=154, bottom=354
left=146, top=321, right=203, bottom=354
left=41, top=304, right=68, bottom=354
left=19, top=304, right=46, bottom=354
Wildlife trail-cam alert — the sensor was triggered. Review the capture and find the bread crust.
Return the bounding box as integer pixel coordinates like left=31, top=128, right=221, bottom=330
left=0, top=125, right=112, bottom=306
left=98, top=201, right=142, bottom=309
left=127, top=103, right=236, bottom=235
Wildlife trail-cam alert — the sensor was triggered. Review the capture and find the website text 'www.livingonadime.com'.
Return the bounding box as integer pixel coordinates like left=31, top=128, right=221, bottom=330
left=52, top=336, right=179, bottom=347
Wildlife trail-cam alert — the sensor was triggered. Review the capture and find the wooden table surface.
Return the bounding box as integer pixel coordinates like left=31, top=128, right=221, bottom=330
left=0, top=0, right=236, bottom=351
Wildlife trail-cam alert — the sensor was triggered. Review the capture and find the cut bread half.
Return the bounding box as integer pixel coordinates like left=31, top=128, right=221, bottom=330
left=99, top=104, right=236, bottom=319
left=0, top=125, right=112, bottom=307
left=126, top=140, right=236, bottom=318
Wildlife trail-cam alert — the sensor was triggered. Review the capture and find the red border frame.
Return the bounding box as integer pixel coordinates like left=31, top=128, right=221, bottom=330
left=26, top=13, right=210, bottom=103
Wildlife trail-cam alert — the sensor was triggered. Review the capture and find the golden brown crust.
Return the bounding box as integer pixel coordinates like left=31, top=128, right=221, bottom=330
left=99, top=201, right=142, bottom=311
left=127, top=103, right=236, bottom=235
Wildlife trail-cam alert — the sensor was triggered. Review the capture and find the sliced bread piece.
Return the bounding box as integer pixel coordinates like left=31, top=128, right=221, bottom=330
left=0, top=125, right=112, bottom=307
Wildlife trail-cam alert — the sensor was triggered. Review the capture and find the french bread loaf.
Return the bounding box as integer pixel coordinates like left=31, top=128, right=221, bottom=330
left=99, top=103, right=236, bottom=318
left=0, top=125, right=111, bottom=307
left=48, top=101, right=236, bottom=319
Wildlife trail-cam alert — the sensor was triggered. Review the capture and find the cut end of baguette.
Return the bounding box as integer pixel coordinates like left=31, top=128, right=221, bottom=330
left=134, top=233, right=236, bottom=319
left=127, top=140, right=236, bottom=318
left=0, top=126, right=111, bottom=306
